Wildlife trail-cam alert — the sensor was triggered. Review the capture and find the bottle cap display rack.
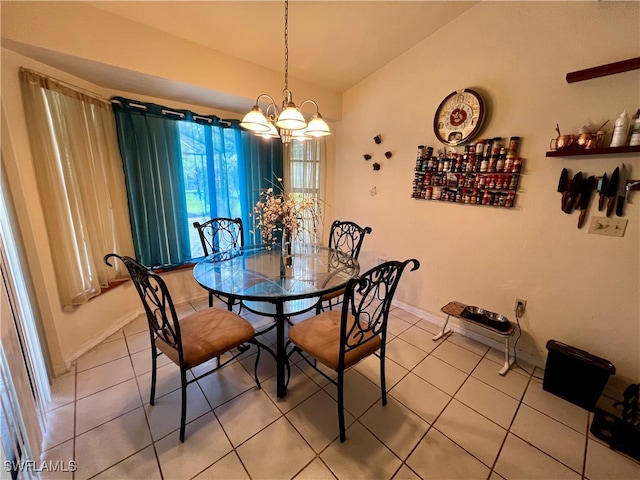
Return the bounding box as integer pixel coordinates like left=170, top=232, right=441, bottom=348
left=411, top=137, right=522, bottom=208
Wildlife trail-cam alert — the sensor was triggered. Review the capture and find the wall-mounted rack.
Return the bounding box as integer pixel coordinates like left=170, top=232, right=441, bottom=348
left=566, top=57, right=640, bottom=83
left=546, top=146, right=640, bottom=157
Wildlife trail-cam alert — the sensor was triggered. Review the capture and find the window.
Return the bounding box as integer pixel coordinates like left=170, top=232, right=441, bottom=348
left=112, top=97, right=283, bottom=268
left=178, top=122, right=243, bottom=257
left=285, top=140, right=326, bottom=243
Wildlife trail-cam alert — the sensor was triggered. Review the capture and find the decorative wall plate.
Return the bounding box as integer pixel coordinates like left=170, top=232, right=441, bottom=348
left=433, top=89, right=485, bottom=146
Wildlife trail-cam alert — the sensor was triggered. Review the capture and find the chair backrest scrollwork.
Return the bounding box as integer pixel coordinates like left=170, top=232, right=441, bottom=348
left=339, top=259, right=420, bottom=367
left=104, top=253, right=182, bottom=354
left=328, top=220, right=372, bottom=260
left=193, top=217, right=244, bottom=256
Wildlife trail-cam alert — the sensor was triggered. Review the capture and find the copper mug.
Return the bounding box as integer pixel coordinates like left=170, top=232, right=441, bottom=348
left=575, top=133, right=596, bottom=149
left=550, top=135, right=575, bottom=150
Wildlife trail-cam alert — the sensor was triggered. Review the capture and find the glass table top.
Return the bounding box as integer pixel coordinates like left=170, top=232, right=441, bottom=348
left=192, top=244, right=360, bottom=313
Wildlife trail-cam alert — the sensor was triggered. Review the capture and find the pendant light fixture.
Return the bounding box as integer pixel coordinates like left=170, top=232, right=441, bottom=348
left=240, top=0, right=331, bottom=143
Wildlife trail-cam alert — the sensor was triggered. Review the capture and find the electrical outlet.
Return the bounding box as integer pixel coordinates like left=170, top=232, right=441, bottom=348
left=515, top=298, right=526, bottom=315
left=588, top=217, right=627, bottom=237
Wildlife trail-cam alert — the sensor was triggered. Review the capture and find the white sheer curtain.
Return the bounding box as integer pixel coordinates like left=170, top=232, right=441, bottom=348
left=19, top=68, right=134, bottom=307
left=284, top=139, right=326, bottom=244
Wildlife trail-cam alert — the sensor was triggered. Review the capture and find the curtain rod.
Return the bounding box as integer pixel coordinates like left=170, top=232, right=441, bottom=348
left=20, top=68, right=110, bottom=105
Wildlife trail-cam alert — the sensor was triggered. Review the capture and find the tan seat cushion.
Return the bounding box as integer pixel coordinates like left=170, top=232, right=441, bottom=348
left=155, top=308, right=255, bottom=369
left=320, top=287, right=345, bottom=302
left=288, top=311, right=381, bottom=371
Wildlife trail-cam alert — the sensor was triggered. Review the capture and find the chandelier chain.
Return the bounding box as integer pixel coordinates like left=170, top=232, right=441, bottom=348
left=284, top=0, right=289, bottom=92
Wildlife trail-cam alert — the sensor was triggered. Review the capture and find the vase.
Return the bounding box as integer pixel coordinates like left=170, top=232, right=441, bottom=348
left=282, top=228, right=293, bottom=267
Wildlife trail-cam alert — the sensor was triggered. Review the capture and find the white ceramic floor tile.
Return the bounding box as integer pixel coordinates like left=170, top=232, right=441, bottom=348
left=76, top=379, right=143, bottom=434
left=447, top=333, right=491, bottom=356
left=76, top=337, right=129, bottom=372
left=194, top=452, right=250, bottom=480
left=47, top=369, right=75, bottom=411
left=523, top=377, right=590, bottom=433
left=353, top=353, right=409, bottom=390
left=39, top=439, right=74, bottom=480
left=324, top=369, right=382, bottom=419
left=75, top=356, right=134, bottom=400
left=397, top=325, right=440, bottom=354
left=262, top=364, right=320, bottom=413
left=386, top=314, right=413, bottom=337
left=412, top=355, right=468, bottom=396
left=321, top=422, right=402, bottom=480
left=432, top=340, right=482, bottom=373
left=239, top=349, right=277, bottom=383
left=471, top=356, right=529, bottom=400
left=455, top=376, right=519, bottom=429
left=197, top=360, right=260, bottom=409
left=293, top=457, right=336, bottom=480
left=392, top=464, right=422, bottom=480
left=91, top=446, right=161, bottom=480
left=129, top=347, right=173, bottom=378
left=136, top=362, right=195, bottom=403
left=74, top=407, right=152, bottom=480
left=386, top=337, right=429, bottom=370
left=55, top=306, right=640, bottom=480
left=406, top=427, right=490, bottom=480
left=435, top=399, right=507, bottom=467
left=510, top=403, right=586, bottom=473
left=125, top=330, right=151, bottom=354
left=286, top=389, right=355, bottom=453
left=122, top=315, right=148, bottom=336
left=494, top=433, right=581, bottom=480
left=214, top=387, right=282, bottom=447
left=389, top=372, right=451, bottom=424
left=145, top=382, right=212, bottom=441
left=416, top=318, right=445, bottom=336
left=584, top=435, right=640, bottom=480
left=155, top=412, right=233, bottom=480
left=236, top=417, right=316, bottom=480
left=390, top=308, right=422, bottom=325
left=360, top=396, right=429, bottom=460
left=41, top=402, right=75, bottom=451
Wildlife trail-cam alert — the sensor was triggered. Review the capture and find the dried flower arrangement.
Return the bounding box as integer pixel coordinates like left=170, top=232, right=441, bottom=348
left=252, top=178, right=320, bottom=248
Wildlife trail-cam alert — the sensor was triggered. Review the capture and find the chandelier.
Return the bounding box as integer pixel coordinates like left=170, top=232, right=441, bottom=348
left=240, top=0, right=331, bottom=143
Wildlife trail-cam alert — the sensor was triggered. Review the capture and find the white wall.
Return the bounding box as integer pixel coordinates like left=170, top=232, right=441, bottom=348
left=335, top=2, right=640, bottom=388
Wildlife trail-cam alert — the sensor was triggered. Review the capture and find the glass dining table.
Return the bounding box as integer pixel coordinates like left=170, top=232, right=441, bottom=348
left=192, top=243, right=360, bottom=397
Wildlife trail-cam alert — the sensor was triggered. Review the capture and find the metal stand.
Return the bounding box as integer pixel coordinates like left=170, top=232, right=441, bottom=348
left=433, top=301, right=516, bottom=376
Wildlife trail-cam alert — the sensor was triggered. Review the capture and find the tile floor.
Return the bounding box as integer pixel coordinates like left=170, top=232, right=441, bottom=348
left=40, top=299, right=640, bottom=480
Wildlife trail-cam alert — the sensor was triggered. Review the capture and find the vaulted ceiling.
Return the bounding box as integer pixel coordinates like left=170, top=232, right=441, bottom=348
left=85, top=1, right=477, bottom=93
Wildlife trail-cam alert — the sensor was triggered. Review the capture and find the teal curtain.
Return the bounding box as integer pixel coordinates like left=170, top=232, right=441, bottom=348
left=112, top=96, right=282, bottom=267
left=112, top=98, right=190, bottom=267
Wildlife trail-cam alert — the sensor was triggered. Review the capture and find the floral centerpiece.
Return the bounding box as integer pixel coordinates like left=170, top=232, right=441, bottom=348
left=253, top=179, right=319, bottom=258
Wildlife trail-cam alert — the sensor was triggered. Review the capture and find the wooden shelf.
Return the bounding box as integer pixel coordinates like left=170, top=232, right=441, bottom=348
left=566, top=57, right=640, bottom=83
left=546, top=146, right=640, bottom=157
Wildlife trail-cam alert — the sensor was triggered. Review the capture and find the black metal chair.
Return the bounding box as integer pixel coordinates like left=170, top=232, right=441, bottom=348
left=104, top=253, right=262, bottom=443
left=316, top=220, right=372, bottom=314
left=193, top=217, right=244, bottom=311
left=288, top=258, right=420, bottom=442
